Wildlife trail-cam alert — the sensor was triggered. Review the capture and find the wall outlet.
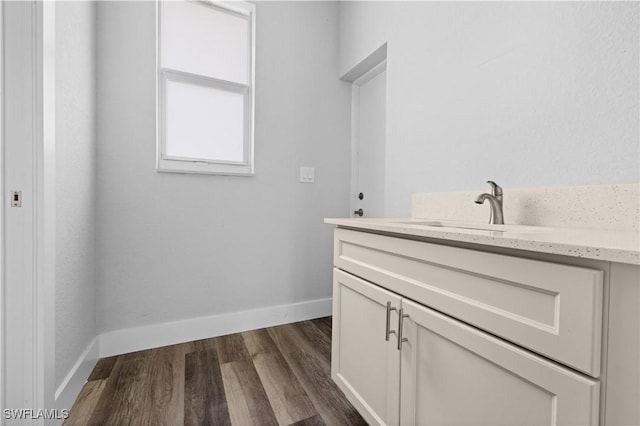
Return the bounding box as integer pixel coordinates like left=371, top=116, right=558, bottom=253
left=300, top=166, right=315, bottom=183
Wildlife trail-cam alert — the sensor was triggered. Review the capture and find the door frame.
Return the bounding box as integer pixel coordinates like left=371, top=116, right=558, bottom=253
left=1, top=1, right=56, bottom=420
left=0, top=0, right=5, bottom=416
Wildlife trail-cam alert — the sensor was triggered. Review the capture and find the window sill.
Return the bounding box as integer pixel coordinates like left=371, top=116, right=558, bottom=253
left=157, top=158, right=254, bottom=176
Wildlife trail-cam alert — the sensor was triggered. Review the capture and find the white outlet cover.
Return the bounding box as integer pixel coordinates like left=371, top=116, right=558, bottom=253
left=300, top=166, right=315, bottom=183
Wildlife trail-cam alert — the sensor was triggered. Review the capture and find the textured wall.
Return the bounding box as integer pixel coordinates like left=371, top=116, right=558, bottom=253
left=55, top=1, right=97, bottom=388
left=339, top=2, right=639, bottom=216
left=96, top=1, right=350, bottom=333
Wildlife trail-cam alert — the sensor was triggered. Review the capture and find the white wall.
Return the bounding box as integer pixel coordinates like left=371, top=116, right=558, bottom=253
left=96, top=1, right=350, bottom=333
left=55, top=1, right=97, bottom=389
left=339, top=2, right=639, bottom=216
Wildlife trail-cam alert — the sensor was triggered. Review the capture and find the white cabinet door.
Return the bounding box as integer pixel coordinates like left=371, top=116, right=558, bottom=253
left=332, top=268, right=401, bottom=425
left=399, top=298, right=600, bottom=426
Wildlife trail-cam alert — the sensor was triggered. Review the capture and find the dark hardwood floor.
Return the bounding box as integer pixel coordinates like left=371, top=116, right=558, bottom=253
left=65, top=317, right=367, bottom=426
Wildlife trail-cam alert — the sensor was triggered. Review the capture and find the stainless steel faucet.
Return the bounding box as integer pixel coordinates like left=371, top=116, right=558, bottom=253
left=475, top=181, right=504, bottom=225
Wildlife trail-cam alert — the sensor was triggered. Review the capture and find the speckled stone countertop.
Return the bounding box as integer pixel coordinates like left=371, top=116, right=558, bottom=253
left=324, top=217, right=639, bottom=265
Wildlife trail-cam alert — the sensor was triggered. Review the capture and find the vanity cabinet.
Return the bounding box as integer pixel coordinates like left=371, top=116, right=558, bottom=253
left=331, top=228, right=607, bottom=426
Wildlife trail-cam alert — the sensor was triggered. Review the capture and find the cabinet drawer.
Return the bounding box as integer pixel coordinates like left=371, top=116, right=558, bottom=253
left=334, top=228, right=604, bottom=376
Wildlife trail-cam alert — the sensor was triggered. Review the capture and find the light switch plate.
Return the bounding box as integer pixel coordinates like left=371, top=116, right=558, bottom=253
left=300, top=166, right=315, bottom=183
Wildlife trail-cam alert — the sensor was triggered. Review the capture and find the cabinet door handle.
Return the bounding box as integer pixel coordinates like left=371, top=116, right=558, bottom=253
left=385, top=301, right=397, bottom=341
left=397, top=307, right=409, bottom=351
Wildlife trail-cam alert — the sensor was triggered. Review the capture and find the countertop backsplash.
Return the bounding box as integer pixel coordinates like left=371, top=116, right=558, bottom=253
left=412, top=183, right=639, bottom=232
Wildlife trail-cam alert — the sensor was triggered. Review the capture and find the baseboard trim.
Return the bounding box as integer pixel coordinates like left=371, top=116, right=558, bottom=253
left=55, top=337, right=100, bottom=411
left=99, top=297, right=332, bottom=358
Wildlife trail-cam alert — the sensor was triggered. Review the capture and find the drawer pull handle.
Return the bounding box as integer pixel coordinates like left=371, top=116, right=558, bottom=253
left=397, top=308, right=409, bottom=350
left=385, top=301, right=397, bottom=341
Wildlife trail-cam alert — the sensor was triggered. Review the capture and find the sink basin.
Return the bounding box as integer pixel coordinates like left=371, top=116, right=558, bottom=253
left=394, top=220, right=547, bottom=233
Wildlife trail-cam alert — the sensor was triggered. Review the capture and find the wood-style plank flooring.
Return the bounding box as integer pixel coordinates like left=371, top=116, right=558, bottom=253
left=65, top=317, right=367, bottom=426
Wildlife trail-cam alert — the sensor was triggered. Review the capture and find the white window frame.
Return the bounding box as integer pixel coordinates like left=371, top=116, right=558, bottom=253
left=156, top=0, right=256, bottom=176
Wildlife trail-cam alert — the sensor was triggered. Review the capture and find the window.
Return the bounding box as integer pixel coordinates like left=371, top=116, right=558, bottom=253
left=157, top=0, right=255, bottom=175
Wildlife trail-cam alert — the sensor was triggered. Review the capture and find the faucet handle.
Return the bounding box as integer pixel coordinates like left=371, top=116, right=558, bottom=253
left=486, top=180, right=503, bottom=197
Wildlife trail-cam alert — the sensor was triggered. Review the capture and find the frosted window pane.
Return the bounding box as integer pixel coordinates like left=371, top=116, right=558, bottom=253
left=162, top=1, right=249, bottom=84
left=165, top=80, right=245, bottom=162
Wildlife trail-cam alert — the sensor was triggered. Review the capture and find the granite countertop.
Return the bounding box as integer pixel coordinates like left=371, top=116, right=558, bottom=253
left=324, top=217, right=640, bottom=265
